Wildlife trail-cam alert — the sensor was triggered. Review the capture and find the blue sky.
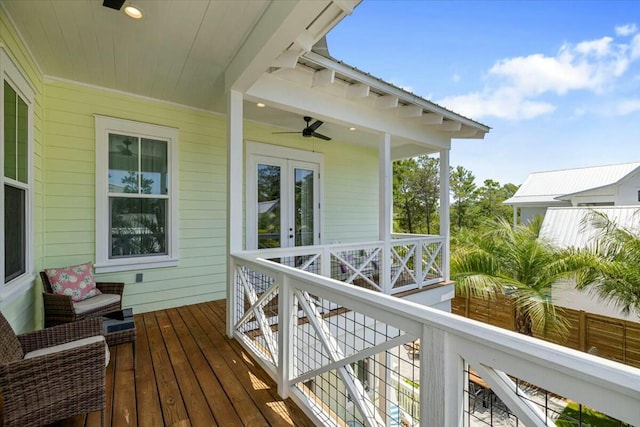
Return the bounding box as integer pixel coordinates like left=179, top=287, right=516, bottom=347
left=327, top=1, right=640, bottom=186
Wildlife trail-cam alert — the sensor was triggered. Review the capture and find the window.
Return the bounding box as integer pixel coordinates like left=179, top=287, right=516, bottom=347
left=95, top=116, right=178, bottom=273
left=1, top=48, right=34, bottom=298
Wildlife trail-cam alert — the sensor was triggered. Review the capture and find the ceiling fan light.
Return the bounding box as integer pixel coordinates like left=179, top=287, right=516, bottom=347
left=124, top=4, right=143, bottom=19
left=256, top=102, right=266, bottom=108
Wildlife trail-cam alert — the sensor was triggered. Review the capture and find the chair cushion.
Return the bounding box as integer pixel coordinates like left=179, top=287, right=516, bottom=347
left=74, top=293, right=121, bottom=315
left=45, top=262, right=102, bottom=302
left=24, top=335, right=110, bottom=367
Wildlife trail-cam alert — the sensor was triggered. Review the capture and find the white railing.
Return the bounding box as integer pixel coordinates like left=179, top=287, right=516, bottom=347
left=229, top=252, right=640, bottom=427
left=241, top=234, right=445, bottom=296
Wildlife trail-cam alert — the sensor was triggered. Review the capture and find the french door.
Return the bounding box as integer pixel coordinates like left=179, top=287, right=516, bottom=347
left=247, top=148, right=320, bottom=250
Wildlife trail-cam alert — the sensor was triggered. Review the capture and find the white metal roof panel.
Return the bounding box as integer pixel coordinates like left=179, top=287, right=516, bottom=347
left=505, top=162, right=640, bottom=205
left=539, top=206, right=640, bottom=249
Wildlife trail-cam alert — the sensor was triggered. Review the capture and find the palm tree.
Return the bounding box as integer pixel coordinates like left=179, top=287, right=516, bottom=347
left=451, top=217, right=592, bottom=337
left=576, top=210, right=640, bottom=317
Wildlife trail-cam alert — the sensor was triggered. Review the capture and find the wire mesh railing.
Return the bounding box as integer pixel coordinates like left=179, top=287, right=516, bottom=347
left=230, top=252, right=640, bottom=427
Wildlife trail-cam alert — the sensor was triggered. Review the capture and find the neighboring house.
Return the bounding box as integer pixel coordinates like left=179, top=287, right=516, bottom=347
left=504, top=162, right=640, bottom=225
left=540, top=206, right=640, bottom=321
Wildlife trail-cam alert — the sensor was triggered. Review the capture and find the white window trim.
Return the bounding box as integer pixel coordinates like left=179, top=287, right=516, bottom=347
left=0, top=47, right=36, bottom=305
left=245, top=141, right=324, bottom=250
left=94, top=115, right=179, bottom=273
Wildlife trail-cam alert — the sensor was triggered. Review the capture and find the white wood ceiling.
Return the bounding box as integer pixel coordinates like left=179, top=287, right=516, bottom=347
left=2, top=0, right=270, bottom=110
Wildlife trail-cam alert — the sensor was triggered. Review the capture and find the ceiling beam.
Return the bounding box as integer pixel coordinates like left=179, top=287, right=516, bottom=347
left=303, top=51, right=490, bottom=134
left=346, top=83, right=370, bottom=99
left=439, top=120, right=462, bottom=131
left=422, top=113, right=444, bottom=125
left=225, top=1, right=334, bottom=93
left=312, top=69, right=335, bottom=88
left=271, top=50, right=303, bottom=69
left=374, top=95, right=399, bottom=109
left=247, top=72, right=451, bottom=149
left=398, top=105, right=423, bottom=118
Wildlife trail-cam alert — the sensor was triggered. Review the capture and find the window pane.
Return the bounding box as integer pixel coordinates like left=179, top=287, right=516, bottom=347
left=109, top=134, right=139, bottom=193
left=294, top=168, right=314, bottom=247
left=4, top=82, right=17, bottom=180
left=257, top=164, right=281, bottom=249
left=110, top=197, right=167, bottom=257
left=140, top=138, right=167, bottom=195
left=5, top=185, right=25, bottom=283
left=17, top=96, right=28, bottom=184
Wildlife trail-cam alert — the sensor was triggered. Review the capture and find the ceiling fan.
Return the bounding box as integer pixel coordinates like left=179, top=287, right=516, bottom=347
left=273, top=116, right=332, bottom=141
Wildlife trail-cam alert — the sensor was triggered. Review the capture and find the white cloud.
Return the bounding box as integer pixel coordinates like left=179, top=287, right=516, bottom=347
left=437, top=33, right=639, bottom=121
left=439, top=89, right=556, bottom=120
left=613, top=98, right=640, bottom=115
left=616, top=23, right=637, bottom=36
left=631, top=33, right=640, bottom=59
left=452, top=73, right=461, bottom=83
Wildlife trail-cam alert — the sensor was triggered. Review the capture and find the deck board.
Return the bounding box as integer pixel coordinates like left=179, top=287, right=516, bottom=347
left=45, top=300, right=314, bottom=427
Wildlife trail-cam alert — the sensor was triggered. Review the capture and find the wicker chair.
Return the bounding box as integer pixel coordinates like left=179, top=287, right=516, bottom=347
left=0, top=314, right=107, bottom=427
left=40, top=271, right=124, bottom=327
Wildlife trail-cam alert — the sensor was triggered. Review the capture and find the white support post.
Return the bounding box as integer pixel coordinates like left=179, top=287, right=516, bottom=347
left=277, top=274, right=293, bottom=398
left=513, top=206, right=518, bottom=227
left=379, top=133, right=392, bottom=294
left=227, top=89, right=244, bottom=338
left=415, top=242, right=423, bottom=288
left=420, top=325, right=446, bottom=426
left=439, top=148, right=451, bottom=281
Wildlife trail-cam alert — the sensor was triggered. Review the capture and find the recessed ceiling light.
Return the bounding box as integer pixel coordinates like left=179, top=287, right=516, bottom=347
left=124, top=4, right=143, bottom=19
left=349, top=127, right=357, bottom=131
left=256, top=102, right=266, bottom=108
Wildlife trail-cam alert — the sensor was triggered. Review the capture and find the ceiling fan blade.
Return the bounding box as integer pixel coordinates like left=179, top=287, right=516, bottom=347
left=272, top=131, right=301, bottom=135
left=312, top=132, right=331, bottom=141
left=308, top=120, right=324, bottom=131
left=103, top=0, right=126, bottom=10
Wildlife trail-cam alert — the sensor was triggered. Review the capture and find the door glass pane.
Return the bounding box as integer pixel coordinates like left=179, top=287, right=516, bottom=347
left=294, top=168, right=314, bottom=246
left=141, top=138, right=168, bottom=195
left=110, top=197, right=167, bottom=257
left=109, top=134, right=139, bottom=193
left=4, top=82, right=16, bottom=180
left=5, top=184, right=25, bottom=283
left=257, top=164, right=281, bottom=249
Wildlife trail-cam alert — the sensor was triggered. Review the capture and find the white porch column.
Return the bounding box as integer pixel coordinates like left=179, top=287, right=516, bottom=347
left=439, top=148, right=451, bottom=281
left=379, top=133, right=392, bottom=294
left=513, top=205, right=518, bottom=227
left=227, top=89, right=244, bottom=338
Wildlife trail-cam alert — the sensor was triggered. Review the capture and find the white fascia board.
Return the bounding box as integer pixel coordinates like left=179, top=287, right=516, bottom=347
left=247, top=72, right=450, bottom=150
left=303, top=51, right=491, bottom=134
left=225, top=1, right=333, bottom=93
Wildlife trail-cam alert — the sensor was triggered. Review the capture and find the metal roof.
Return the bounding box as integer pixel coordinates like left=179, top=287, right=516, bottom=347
left=539, top=206, right=640, bottom=249
left=504, top=162, right=640, bottom=205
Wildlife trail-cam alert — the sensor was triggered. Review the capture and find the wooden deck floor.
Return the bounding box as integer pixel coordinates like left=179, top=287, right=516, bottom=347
left=54, top=300, right=315, bottom=427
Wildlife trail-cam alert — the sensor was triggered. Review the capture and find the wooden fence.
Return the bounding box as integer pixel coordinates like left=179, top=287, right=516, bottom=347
left=452, top=293, right=640, bottom=369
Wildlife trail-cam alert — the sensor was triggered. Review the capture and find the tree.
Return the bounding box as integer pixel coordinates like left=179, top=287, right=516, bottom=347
left=450, top=166, right=477, bottom=230
left=575, top=211, right=640, bottom=317
left=413, top=156, right=440, bottom=234
left=452, top=217, right=593, bottom=337
left=472, top=179, right=518, bottom=223
left=393, top=159, right=422, bottom=233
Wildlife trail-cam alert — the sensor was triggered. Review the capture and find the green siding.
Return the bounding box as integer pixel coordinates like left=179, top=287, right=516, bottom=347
left=244, top=121, right=379, bottom=244
left=0, top=7, right=44, bottom=331
left=42, top=80, right=228, bottom=314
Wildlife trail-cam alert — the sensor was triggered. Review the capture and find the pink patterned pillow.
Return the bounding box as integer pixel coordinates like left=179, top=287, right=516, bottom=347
left=45, top=262, right=102, bottom=302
